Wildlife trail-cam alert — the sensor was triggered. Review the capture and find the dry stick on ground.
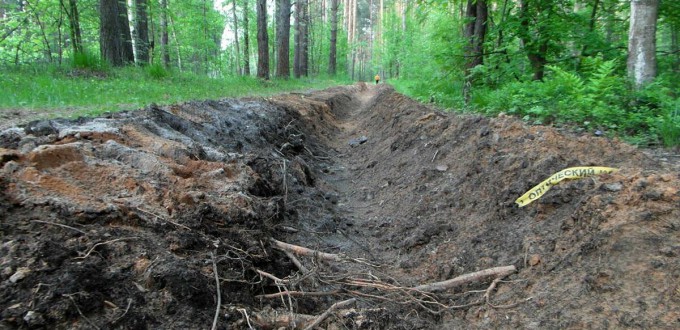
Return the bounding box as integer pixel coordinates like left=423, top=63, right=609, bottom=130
left=283, top=250, right=309, bottom=274
left=75, top=237, right=139, bottom=260
left=482, top=277, right=532, bottom=309
left=303, top=298, right=357, bottom=330
left=282, top=160, right=288, bottom=207
left=272, top=239, right=343, bottom=262
left=210, top=252, right=221, bottom=330
left=411, top=266, right=516, bottom=293
left=237, top=308, right=255, bottom=330
left=256, top=269, right=291, bottom=284
left=271, top=239, right=379, bottom=266
left=31, top=220, right=87, bottom=235
left=132, top=207, right=191, bottom=230
left=256, top=290, right=342, bottom=299
left=111, top=298, right=133, bottom=325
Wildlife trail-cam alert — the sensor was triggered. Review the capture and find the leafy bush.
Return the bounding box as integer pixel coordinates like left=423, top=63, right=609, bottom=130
left=72, top=51, right=103, bottom=70
left=465, top=59, right=680, bottom=147
left=147, top=63, right=170, bottom=79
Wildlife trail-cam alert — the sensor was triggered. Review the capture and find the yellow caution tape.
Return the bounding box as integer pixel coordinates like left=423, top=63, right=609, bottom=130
left=515, top=166, right=619, bottom=207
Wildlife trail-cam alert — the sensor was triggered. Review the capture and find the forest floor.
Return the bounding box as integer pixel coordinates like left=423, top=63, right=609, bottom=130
left=1, top=84, right=679, bottom=329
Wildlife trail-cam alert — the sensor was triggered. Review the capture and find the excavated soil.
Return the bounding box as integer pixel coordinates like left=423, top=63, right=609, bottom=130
left=1, top=84, right=679, bottom=329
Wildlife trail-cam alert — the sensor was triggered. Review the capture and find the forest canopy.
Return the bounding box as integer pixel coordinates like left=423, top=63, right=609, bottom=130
left=0, top=0, right=678, bottom=146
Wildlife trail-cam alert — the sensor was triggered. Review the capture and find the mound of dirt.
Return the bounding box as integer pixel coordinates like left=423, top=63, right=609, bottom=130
left=1, top=84, right=678, bottom=329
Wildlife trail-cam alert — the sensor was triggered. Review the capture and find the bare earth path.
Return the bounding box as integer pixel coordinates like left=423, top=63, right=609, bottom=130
left=1, top=84, right=679, bottom=329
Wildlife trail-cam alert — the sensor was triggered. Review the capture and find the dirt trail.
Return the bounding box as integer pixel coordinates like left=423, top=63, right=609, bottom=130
left=1, top=84, right=679, bottom=329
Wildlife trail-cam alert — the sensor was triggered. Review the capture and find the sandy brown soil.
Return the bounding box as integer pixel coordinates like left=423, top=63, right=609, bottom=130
left=1, top=84, right=679, bottom=329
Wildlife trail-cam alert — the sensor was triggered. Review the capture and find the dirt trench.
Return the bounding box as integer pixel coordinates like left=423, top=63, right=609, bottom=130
left=0, top=84, right=679, bottom=329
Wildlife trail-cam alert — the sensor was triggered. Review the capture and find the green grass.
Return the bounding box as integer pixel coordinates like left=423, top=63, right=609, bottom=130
left=0, top=65, right=351, bottom=120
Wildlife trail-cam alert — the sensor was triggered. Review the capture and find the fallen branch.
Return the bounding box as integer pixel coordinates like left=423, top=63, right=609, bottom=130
left=256, top=290, right=341, bottom=299
left=304, top=298, right=356, bottom=330
left=271, top=239, right=342, bottom=262
left=411, top=266, right=516, bottom=293
left=255, top=269, right=291, bottom=284
left=210, top=252, right=221, bottom=330
left=283, top=250, right=309, bottom=274
left=271, top=239, right=379, bottom=266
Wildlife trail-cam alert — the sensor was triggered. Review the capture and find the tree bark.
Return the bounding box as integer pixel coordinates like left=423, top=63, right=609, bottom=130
left=243, top=0, right=251, bottom=75
left=463, top=0, right=488, bottom=103
left=100, top=0, right=133, bottom=66
left=328, top=0, right=338, bottom=75
left=256, top=0, right=269, bottom=79
left=133, top=0, right=150, bottom=64
left=301, top=0, right=309, bottom=76
left=276, top=0, right=291, bottom=78
left=118, top=0, right=134, bottom=63
left=627, top=0, right=659, bottom=89
left=160, top=0, right=170, bottom=67
left=232, top=0, right=242, bottom=75
left=293, top=0, right=307, bottom=77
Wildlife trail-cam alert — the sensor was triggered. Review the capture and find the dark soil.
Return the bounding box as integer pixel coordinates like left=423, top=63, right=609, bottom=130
left=1, top=84, right=679, bottom=329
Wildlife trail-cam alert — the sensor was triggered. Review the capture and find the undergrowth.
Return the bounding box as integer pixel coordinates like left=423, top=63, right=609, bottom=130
left=394, top=59, right=680, bottom=148
left=0, top=65, right=349, bottom=119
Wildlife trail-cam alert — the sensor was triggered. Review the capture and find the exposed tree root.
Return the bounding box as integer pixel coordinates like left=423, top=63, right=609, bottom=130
left=251, top=240, right=525, bottom=328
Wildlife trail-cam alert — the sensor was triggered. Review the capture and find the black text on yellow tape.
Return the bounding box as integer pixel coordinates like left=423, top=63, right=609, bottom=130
left=515, top=166, right=619, bottom=207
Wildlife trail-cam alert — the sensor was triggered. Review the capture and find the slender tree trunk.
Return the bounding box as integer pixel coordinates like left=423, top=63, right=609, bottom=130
left=160, top=0, right=170, bottom=67
left=60, top=0, right=83, bottom=55
left=232, top=0, right=242, bottom=74
left=343, top=0, right=348, bottom=30
left=243, top=0, right=251, bottom=75
left=57, top=9, right=64, bottom=64
left=256, top=0, right=269, bottom=79
left=25, top=0, right=53, bottom=62
left=328, top=0, right=338, bottom=75
left=301, top=0, right=309, bottom=76
left=293, top=0, right=304, bottom=77
left=463, top=0, right=488, bottom=104
left=118, top=0, right=134, bottom=63
left=627, top=0, right=659, bottom=89
left=518, top=0, right=548, bottom=81
left=672, top=24, right=679, bottom=75
left=133, top=0, right=150, bottom=64
left=169, top=13, right=182, bottom=70
left=579, top=0, right=599, bottom=57
left=276, top=0, right=291, bottom=78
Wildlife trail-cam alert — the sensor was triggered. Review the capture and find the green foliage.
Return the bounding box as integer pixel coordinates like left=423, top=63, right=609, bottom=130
left=72, top=51, right=103, bottom=70
left=146, top=63, right=170, bottom=79
left=0, top=66, right=350, bottom=118
left=467, top=59, right=679, bottom=147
